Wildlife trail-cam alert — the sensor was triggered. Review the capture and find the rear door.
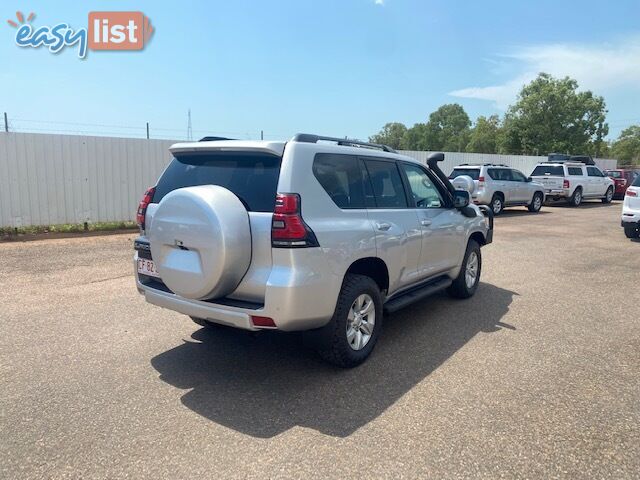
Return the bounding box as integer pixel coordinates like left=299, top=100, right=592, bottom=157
left=400, top=162, right=462, bottom=277
left=487, top=168, right=511, bottom=201
left=361, top=158, right=423, bottom=293
left=508, top=169, right=531, bottom=202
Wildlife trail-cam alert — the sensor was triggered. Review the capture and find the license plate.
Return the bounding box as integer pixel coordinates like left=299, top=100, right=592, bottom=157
left=137, top=258, right=160, bottom=278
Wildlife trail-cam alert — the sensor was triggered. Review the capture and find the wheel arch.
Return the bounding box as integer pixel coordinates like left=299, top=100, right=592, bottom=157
left=346, top=257, right=389, bottom=295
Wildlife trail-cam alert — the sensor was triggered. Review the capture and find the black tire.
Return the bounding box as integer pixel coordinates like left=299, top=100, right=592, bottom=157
left=624, top=224, right=640, bottom=239
left=447, top=240, right=481, bottom=299
left=569, top=187, right=582, bottom=207
left=190, top=316, right=222, bottom=329
left=312, top=274, right=383, bottom=368
left=490, top=194, right=504, bottom=216
left=528, top=192, right=544, bottom=212
left=602, top=187, right=614, bottom=204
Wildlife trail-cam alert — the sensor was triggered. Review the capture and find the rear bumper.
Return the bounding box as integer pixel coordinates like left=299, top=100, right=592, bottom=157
left=621, top=211, right=640, bottom=225
left=135, top=247, right=341, bottom=332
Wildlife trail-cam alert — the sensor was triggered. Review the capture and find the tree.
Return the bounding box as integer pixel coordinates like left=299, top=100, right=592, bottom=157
left=466, top=115, right=502, bottom=154
left=611, top=125, right=640, bottom=165
left=369, top=122, right=408, bottom=149
left=501, top=73, right=608, bottom=156
left=423, top=103, right=471, bottom=152
left=401, top=123, right=429, bottom=150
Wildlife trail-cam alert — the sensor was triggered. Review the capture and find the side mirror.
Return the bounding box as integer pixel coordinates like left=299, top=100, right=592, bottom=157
left=453, top=190, right=470, bottom=209
left=526, top=177, right=533, bottom=182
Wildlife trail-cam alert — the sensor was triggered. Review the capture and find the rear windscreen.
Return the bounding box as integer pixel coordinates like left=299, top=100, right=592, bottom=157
left=153, top=152, right=281, bottom=212
left=531, top=165, right=564, bottom=176
left=449, top=168, right=480, bottom=180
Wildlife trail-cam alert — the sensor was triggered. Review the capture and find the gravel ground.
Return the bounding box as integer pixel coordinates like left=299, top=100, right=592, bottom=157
left=1, top=201, right=638, bottom=479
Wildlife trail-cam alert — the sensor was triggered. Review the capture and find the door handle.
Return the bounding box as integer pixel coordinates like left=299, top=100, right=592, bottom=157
left=375, top=222, right=391, bottom=231
left=420, top=219, right=432, bottom=227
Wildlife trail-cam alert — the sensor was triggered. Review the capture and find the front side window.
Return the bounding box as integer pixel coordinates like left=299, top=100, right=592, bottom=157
left=401, top=163, right=445, bottom=208
left=313, top=154, right=368, bottom=209
left=587, top=166, right=603, bottom=177
left=510, top=169, right=527, bottom=182
left=363, top=159, right=408, bottom=208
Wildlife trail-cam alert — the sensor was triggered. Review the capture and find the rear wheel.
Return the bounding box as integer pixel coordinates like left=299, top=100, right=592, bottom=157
left=313, top=274, right=382, bottom=368
left=624, top=223, right=640, bottom=239
left=602, top=187, right=614, bottom=204
left=447, top=240, right=481, bottom=299
left=528, top=192, right=543, bottom=212
left=490, top=194, right=504, bottom=215
left=569, top=188, right=582, bottom=207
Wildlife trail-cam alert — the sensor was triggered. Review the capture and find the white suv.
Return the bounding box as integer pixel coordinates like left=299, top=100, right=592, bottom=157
left=134, top=134, right=493, bottom=367
left=449, top=164, right=546, bottom=215
left=530, top=161, right=614, bottom=206
left=622, top=174, right=640, bottom=239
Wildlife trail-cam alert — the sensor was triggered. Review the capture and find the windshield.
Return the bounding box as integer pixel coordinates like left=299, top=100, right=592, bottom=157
left=153, top=151, right=281, bottom=212
left=605, top=170, right=622, bottom=178
left=531, top=165, right=564, bottom=176
left=449, top=168, right=480, bottom=180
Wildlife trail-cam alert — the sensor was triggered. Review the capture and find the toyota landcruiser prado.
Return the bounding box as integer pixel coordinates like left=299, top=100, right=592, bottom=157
left=134, top=134, right=493, bottom=367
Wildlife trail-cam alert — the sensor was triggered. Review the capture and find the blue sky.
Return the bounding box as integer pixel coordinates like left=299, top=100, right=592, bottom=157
left=2, top=0, right=639, bottom=141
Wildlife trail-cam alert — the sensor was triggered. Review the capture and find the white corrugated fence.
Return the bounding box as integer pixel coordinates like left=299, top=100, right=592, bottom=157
left=0, top=132, right=618, bottom=228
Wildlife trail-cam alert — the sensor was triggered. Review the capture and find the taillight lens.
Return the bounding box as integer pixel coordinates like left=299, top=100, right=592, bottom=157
left=627, top=190, right=638, bottom=197
left=136, top=186, right=156, bottom=230
left=563, top=179, right=570, bottom=189
left=271, top=193, right=319, bottom=248
left=478, top=176, right=485, bottom=185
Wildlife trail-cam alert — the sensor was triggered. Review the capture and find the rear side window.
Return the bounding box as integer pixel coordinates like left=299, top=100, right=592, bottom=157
left=153, top=152, right=281, bottom=212
left=449, top=168, right=480, bottom=180
left=633, top=175, right=640, bottom=187
left=568, top=167, right=583, bottom=176
left=363, top=159, right=408, bottom=208
left=487, top=168, right=511, bottom=181
left=531, top=165, right=564, bottom=176
left=313, top=154, right=369, bottom=209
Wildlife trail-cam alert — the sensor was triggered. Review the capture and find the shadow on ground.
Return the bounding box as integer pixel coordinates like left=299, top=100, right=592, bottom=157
left=151, top=283, right=516, bottom=438
left=546, top=200, right=619, bottom=209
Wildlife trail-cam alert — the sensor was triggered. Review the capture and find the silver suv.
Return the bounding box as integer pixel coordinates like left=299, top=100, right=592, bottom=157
left=134, top=134, right=493, bottom=367
left=449, top=164, right=546, bottom=215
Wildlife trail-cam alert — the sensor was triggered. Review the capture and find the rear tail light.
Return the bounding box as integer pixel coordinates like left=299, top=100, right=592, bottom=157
left=271, top=193, right=319, bottom=248
left=563, top=179, right=570, bottom=189
left=251, top=315, right=277, bottom=328
left=478, top=176, right=485, bottom=186
left=627, top=190, right=638, bottom=197
left=136, top=186, right=156, bottom=230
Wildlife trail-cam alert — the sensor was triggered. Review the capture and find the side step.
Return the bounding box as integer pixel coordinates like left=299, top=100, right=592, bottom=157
left=383, top=277, right=452, bottom=314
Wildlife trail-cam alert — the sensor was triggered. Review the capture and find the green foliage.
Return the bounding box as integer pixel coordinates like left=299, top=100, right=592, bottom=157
left=501, top=73, right=608, bottom=156
left=402, top=123, right=429, bottom=150
left=466, top=115, right=502, bottom=154
left=423, top=104, right=471, bottom=152
left=369, top=122, right=407, bottom=149
left=611, top=125, right=640, bottom=165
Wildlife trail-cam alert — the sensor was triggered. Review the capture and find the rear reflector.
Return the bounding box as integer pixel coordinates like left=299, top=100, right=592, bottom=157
left=271, top=193, right=319, bottom=248
left=251, top=316, right=277, bottom=328
left=136, top=186, right=156, bottom=230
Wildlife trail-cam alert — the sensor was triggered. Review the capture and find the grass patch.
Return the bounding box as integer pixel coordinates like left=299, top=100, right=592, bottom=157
left=0, top=221, right=138, bottom=237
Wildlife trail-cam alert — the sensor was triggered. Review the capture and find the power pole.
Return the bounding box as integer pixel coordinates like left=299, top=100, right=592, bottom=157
left=187, top=109, right=193, bottom=141
left=146, top=122, right=149, bottom=139
left=3, top=112, right=8, bottom=132
left=261, top=130, right=263, bottom=140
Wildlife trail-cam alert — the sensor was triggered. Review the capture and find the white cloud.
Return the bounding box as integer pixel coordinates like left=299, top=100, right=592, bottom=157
left=450, top=36, right=640, bottom=109
left=374, top=0, right=385, bottom=5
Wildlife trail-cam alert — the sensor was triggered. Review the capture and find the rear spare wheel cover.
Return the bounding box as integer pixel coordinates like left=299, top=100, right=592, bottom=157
left=149, top=185, right=251, bottom=300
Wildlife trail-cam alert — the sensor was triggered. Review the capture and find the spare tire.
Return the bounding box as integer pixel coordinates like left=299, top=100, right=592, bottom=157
left=148, top=185, right=251, bottom=300
left=451, top=175, right=476, bottom=195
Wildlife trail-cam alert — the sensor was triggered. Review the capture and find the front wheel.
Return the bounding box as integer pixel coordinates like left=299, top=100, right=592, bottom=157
left=602, top=187, right=614, bottom=204
left=313, top=274, right=383, bottom=368
left=624, top=223, right=640, bottom=239
left=528, top=192, right=543, bottom=212
left=447, top=240, right=481, bottom=299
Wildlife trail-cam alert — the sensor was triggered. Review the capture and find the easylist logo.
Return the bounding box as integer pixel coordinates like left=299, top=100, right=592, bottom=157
left=7, top=10, right=154, bottom=58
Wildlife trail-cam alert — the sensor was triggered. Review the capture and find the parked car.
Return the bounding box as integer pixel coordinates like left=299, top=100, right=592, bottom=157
left=530, top=161, right=614, bottom=206
left=449, top=164, right=545, bottom=215
left=133, top=135, right=493, bottom=367
left=621, top=174, right=640, bottom=239
left=605, top=168, right=639, bottom=200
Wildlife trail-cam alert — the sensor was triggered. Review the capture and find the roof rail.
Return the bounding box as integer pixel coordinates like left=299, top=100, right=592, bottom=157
left=291, top=133, right=396, bottom=153
left=199, top=136, right=235, bottom=142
